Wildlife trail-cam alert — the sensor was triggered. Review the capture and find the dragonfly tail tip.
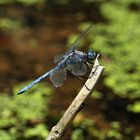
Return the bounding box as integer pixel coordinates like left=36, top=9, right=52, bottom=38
left=17, top=90, right=25, bottom=95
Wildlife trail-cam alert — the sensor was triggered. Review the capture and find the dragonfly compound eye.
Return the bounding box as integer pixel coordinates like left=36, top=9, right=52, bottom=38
left=87, top=50, right=96, bottom=61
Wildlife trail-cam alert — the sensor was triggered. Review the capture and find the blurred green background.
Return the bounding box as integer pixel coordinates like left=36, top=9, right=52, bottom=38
left=0, top=0, right=140, bottom=140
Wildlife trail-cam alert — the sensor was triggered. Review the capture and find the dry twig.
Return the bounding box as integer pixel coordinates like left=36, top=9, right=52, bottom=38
left=46, top=54, right=104, bottom=140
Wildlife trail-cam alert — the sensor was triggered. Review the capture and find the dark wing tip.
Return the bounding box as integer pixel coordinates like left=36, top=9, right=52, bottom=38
left=17, top=90, right=25, bottom=95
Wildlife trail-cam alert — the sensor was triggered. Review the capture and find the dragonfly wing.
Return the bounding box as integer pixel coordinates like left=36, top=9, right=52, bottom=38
left=68, top=63, right=87, bottom=76
left=50, top=69, right=67, bottom=87
left=69, top=25, right=93, bottom=51
left=54, top=26, right=93, bottom=63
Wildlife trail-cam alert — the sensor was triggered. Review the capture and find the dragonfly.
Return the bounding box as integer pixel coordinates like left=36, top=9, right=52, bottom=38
left=17, top=25, right=96, bottom=95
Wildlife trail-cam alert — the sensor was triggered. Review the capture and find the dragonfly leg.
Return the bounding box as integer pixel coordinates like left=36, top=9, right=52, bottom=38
left=76, top=76, right=81, bottom=81
left=78, top=75, right=88, bottom=79
left=76, top=76, right=84, bottom=81
left=76, top=75, right=88, bottom=84
left=85, top=62, right=91, bottom=70
left=76, top=76, right=90, bottom=91
left=87, top=59, right=94, bottom=65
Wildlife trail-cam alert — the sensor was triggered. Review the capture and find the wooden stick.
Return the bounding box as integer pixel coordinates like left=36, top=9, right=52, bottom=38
left=46, top=54, right=104, bottom=140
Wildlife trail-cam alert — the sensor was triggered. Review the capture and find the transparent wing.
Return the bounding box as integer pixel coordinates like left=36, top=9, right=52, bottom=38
left=54, top=25, right=93, bottom=64
left=49, top=69, right=67, bottom=87
left=54, top=53, right=64, bottom=63
left=68, top=63, right=87, bottom=76
left=69, top=25, right=93, bottom=51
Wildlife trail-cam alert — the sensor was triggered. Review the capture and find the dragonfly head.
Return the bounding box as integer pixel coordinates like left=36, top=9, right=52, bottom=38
left=87, top=49, right=96, bottom=61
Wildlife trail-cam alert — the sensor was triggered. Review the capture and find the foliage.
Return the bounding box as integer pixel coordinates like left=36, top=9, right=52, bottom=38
left=127, top=101, right=140, bottom=113
left=0, top=82, right=53, bottom=140
left=87, top=0, right=140, bottom=111
left=0, top=18, right=21, bottom=30
left=91, top=90, right=103, bottom=99
left=0, top=0, right=45, bottom=5
left=0, top=0, right=107, bottom=5
left=71, top=119, right=122, bottom=140
left=16, top=0, right=45, bottom=5
left=71, top=119, right=138, bottom=140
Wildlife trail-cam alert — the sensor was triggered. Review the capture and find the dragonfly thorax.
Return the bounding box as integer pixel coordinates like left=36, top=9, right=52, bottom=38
left=70, top=50, right=86, bottom=63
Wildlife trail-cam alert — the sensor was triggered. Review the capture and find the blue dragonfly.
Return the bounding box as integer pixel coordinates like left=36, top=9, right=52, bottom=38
left=17, top=25, right=96, bottom=95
